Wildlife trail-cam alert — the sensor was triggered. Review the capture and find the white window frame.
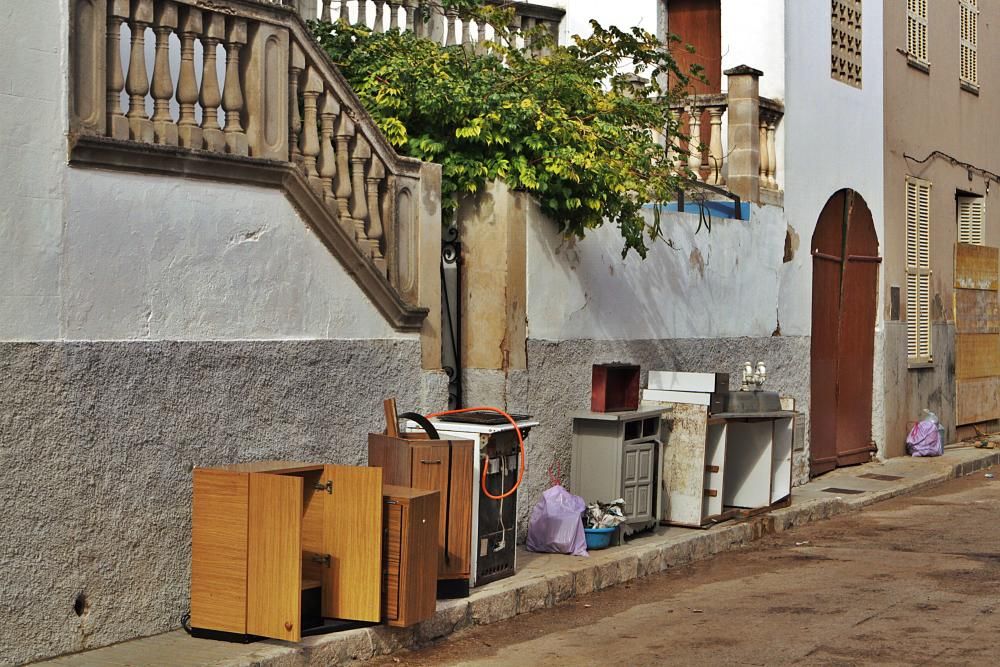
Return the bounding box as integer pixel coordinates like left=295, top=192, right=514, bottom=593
left=960, top=0, right=978, bottom=88
left=957, top=195, right=985, bottom=246
left=907, top=0, right=929, bottom=65
left=906, top=177, right=932, bottom=364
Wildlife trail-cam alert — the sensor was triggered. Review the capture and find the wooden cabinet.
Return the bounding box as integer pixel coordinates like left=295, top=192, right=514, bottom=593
left=369, top=434, right=474, bottom=587
left=382, top=485, right=439, bottom=627
left=191, top=461, right=383, bottom=642
left=570, top=408, right=665, bottom=533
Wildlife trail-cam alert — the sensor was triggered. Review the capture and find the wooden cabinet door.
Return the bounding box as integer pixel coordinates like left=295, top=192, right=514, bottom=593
left=247, top=473, right=302, bottom=642
left=443, top=441, right=473, bottom=578
left=322, top=465, right=383, bottom=622
left=410, top=443, right=450, bottom=573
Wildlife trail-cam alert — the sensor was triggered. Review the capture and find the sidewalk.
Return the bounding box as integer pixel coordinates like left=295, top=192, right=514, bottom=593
left=34, top=445, right=1000, bottom=667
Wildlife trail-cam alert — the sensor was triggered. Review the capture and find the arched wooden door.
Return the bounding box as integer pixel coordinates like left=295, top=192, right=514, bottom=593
left=810, top=189, right=881, bottom=477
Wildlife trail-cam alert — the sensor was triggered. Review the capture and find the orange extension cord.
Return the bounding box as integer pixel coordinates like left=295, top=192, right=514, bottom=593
left=425, top=406, right=525, bottom=500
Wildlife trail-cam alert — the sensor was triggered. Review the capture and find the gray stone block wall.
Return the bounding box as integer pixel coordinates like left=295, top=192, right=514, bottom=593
left=0, top=340, right=441, bottom=667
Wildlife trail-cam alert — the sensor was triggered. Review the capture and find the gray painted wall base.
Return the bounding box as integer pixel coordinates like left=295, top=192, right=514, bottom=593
left=0, top=340, right=442, bottom=666
left=464, top=336, right=812, bottom=537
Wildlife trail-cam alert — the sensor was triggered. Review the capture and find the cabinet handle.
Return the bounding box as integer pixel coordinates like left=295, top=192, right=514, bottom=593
left=420, top=459, right=442, bottom=465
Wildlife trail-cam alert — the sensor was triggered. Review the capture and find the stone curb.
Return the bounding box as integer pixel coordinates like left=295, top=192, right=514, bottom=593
left=207, top=449, right=1000, bottom=666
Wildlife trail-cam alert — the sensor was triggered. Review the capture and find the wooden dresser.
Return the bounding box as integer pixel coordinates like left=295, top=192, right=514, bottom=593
left=382, top=485, right=439, bottom=627
left=190, top=461, right=383, bottom=642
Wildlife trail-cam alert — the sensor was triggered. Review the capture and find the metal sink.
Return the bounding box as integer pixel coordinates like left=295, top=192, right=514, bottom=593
left=723, top=390, right=782, bottom=413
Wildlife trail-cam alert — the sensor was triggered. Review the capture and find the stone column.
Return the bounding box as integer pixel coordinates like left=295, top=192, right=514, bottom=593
left=724, top=65, right=762, bottom=203
left=242, top=23, right=289, bottom=160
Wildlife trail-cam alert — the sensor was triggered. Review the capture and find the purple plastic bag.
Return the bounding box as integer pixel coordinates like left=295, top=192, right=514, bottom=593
left=906, top=418, right=943, bottom=457
left=525, top=485, right=588, bottom=557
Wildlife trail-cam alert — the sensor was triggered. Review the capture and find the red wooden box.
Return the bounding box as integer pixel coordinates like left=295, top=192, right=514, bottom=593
left=591, top=363, right=640, bottom=412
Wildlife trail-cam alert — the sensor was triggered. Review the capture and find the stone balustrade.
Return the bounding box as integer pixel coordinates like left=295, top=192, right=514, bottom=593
left=301, top=1, right=564, bottom=50
left=668, top=65, right=784, bottom=204
left=70, top=0, right=440, bottom=330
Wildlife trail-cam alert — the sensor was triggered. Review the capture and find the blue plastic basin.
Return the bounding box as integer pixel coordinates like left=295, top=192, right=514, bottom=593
left=584, top=527, right=616, bottom=550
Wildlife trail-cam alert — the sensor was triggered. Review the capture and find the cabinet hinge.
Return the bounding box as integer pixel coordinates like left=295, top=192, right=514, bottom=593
left=314, top=480, right=333, bottom=494
left=311, top=554, right=331, bottom=567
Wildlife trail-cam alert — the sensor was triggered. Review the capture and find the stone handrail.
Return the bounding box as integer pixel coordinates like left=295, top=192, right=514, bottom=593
left=69, top=0, right=441, bottom=332
left=300, top=1, right=564, bottom=50
left=668, top=66, right=784, bottom=204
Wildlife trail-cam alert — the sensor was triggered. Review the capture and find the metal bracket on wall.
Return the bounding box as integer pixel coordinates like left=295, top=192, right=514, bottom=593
left=441, top=223, right=463, bottom=410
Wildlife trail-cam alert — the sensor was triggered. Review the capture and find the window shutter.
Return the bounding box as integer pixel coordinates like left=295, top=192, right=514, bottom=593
left=960, top=0, right=978, bottom=86
left=958, top=196, right=985, bottom=245
left=906, top=177, right=932, bottom=362
left=907, top=0, right=928, bottom=64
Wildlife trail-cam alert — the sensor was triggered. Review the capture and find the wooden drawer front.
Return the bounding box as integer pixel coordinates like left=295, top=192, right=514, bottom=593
left=622, top=441, right=655, bottom=522
left=383, top=503, right=403, bottom=621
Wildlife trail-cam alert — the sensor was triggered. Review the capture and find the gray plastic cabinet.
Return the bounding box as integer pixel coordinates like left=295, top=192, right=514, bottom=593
left=570, top=408, right=667, bottom=533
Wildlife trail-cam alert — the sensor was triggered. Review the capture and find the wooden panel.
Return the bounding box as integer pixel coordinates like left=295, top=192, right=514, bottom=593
left=660, top=402, right=710, bottom=526
left=399, top=490, right=440, bottom=627
left=835, top=192, right=879, bottom=466
left=809, top=191, right=846, bottom=476
left=191, top=469, right=249, bottom=634
left=247, top=473, right=302, bottom=642
left=957, top=377, right=1000, bottom=425
left=955, top=288, right=1000, bottom=334
left=323, top=465, right=383, bottom=622
left=443, top=441, right=474, bottom=579
left=409, top=443, right=450, bottom=574
left=299, top=470, right=326, bottom=587
left=955, top=243, right=999, bottom=290
left=955, top=334, right=1000, bottom=379
left=383, top=502, right=403, bottom=622
left=368, top=433, right=413, bottom=486
left=211, top=460, right=324, bottom=474
left=668, top=0, right=722, bottom=93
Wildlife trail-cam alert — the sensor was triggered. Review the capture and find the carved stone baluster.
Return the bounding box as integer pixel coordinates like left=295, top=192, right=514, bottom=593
left=366, top=158, right=387, bottom=269
left=318, top=90, right=340, bottom=205
left=334, top=112, right=355, bottom=226
left=357, top=0, right=368, bottom=26
left=300, top=67, right=324, bottom=192
left=404, top=0, right=417, bottom=33
left=462, top=16, right=473, bottom=49
left=476, top=19, right=487, bottom=54
left=106, top=0, right=130, bottom=139
left=766, top=118, right=778, bottom=189
left=522, top=16, right=535, bottom=53
left=445, top=8, right=457, bottom=46
left=340, top=0, right=350, bottom=22
left=200, top=14, right=226, bottom=152
left=150, top=2, right=178, bottom=145
left=706, top=104, right=725, bottom=185
left=686, top=105, right=702, bottom=179
left=175, top=7, right=202, bottom=149
left=289, top=41, right=305, bottom=163
left=222, top=19, right=248, bottom=155
left=350, top=136, right=372, bottom=244
left=126, top=0, right=154, bottom=142
left=374, top=1, right=386, bottom=32
left=320, top=1, right=331, bottom=22
left=389, top=0, right=402, bottom=30
left=758, top=115, right=769, bottom=187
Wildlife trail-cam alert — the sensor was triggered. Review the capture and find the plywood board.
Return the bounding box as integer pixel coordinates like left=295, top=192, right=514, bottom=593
left=323, top=465, right=383, bottom=622
left=955, top=334, right=1000, bottom=379
left=956, top=377, right=1000, bottom=425
left=955, top=244, right=999, bottom=290
left=955, top=288, right=1000, bottom=334
left=191, top=469, right=249, bottom=634
left=661, top=402, right=710, bottom=527
left=247, top=473, right=302, bottom=642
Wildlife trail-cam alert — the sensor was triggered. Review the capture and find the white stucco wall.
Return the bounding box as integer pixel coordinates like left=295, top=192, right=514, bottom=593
left=527, top=204, right=787, bottom=341
left=0, top=0, right=409, bottom=342
left=780, top=0, right=885, bottom=337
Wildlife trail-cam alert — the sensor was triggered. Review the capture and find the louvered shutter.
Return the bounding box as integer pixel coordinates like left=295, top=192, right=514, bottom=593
left=958, top=196, right=985, bottom=246
left=960, top=0, right=978, bottom=86
left=907, top=0, right=928, bottom=64
left=906, top=178, right=932, bottom=362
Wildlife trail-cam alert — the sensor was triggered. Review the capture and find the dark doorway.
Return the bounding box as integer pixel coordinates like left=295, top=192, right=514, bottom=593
left=810, top=189, right=881, bottom=477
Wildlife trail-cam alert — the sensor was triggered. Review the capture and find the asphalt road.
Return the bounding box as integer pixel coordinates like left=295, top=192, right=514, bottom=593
left=373, top=470, right=1000, bottom=667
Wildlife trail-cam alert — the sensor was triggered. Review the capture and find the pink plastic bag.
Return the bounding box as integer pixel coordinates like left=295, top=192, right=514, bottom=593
left=525, top=485, right=588, bottom=557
